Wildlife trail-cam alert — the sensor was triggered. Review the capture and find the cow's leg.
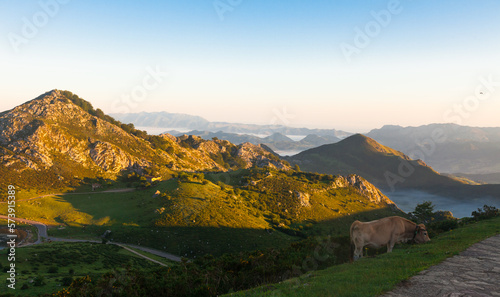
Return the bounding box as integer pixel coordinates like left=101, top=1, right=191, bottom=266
left=387, top=239, right=396, bottom=253
left=353, top=244, right=363, bottom=260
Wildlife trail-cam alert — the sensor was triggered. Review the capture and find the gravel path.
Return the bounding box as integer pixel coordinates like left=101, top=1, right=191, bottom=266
left=381, top=234, right=500, bottom=297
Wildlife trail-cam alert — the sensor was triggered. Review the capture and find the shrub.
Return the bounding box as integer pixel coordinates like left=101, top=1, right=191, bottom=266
left=428, top=219, right=458, bottom=237
left=48, top=266, right=58, bottom=273
left=472, top=205, right=499, bottom=221
left=62, top=276, right=73, bottom=286
left=34, top=276, right=46, bottom=286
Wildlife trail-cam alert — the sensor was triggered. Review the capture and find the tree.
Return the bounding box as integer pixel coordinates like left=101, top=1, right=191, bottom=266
left=294, top=164, right=301, bottom=172
left=410, top=201, right=435, bottom=224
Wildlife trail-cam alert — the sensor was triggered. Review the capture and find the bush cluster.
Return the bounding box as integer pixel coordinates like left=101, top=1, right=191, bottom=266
left=56, top=236, right=350, bottom=297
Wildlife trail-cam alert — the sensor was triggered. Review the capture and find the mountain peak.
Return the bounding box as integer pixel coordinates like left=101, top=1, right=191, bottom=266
left=334, top=134, right=406, bottom=157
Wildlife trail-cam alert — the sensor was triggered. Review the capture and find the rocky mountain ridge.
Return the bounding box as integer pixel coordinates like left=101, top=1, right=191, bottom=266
left=170, top=130, right=342, bottom=155
left=0, top=90, right=290, bottom=190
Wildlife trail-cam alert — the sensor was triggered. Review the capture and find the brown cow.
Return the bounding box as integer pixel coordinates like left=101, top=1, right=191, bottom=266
left=350, top=216, right=430, bottom=260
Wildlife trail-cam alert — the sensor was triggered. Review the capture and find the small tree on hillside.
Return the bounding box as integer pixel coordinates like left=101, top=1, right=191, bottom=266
left=409, top=201, right=435, bottom=224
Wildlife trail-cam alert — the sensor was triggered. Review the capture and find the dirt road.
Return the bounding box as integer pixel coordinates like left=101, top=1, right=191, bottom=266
left=0, top=215, right=48, bottom=244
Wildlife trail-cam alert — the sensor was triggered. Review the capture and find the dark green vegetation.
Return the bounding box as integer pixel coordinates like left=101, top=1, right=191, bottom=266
left=0, top=242, right=163, bottom=296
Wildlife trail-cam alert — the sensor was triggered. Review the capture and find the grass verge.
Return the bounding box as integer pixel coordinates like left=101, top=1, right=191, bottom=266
left=226, top=216, right=500, bottom=297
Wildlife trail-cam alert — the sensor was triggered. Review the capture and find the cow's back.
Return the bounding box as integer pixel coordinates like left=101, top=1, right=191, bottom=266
left=351, top=217, right=406, bottom=248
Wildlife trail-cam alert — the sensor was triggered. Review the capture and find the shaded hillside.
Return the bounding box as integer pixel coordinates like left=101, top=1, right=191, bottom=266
left=289, top=134, right=500, bottom=200
left=367, top=124, right=500, bottom=174
left=0, top=90, right=289, bottom=193
left=289, top=134, right=469, bottom=192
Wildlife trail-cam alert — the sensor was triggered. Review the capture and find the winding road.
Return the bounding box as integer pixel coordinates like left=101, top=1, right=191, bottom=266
left=1, top=188, right=182, bottom=264
left=0, top=214, right=182, bottom=264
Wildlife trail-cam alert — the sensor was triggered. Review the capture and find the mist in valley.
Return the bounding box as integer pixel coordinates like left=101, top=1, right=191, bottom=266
left=384, top=190, right=500, bottom=218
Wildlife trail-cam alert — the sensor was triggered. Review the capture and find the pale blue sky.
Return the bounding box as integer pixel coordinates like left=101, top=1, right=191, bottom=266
left=1, top=0, right=499, bottom=132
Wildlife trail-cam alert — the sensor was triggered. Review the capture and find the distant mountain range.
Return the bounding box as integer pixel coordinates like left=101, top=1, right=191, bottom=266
left=367, top=124, right=500, bottom=175
left=110, top=112, right=352, bottom=138
left=110, top=113, right=500, bottom=176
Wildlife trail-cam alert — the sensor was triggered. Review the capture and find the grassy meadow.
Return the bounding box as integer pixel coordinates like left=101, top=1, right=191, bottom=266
left=0, top=241, right=167, bottom=296
left=225, top=216, right=500, bottom=297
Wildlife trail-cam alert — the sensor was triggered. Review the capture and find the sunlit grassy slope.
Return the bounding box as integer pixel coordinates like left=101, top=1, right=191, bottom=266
left=17, top=168, right=400, bottom=257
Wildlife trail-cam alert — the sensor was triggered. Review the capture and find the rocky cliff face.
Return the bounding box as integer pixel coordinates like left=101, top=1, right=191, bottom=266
left=0, top=90, right=152, bottom=177
left=308, top=174, right=396, bottom=207
left=162, top=134, right=291, bottom=171
left=236, top=142, right=289, bottom=170
left=331, top=174, right=394, bottom=205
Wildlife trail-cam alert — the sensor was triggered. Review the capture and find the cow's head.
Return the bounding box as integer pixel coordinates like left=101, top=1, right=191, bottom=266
left=413, top=224, right=430, bottom=243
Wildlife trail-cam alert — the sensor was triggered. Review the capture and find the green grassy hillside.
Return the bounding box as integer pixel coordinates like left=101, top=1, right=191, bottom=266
left=227, top=216, right=500, bottom=297
left=0, top=241, right=165, bottom=296
left=16, top=168, right=400, bottom=258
